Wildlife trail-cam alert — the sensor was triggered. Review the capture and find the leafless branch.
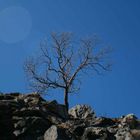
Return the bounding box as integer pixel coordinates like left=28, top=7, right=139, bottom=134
left=24, top=32, right=112, bottom=111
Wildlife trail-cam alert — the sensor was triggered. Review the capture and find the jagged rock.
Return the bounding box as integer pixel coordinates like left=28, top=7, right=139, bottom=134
left=0, top=93, right=67, bottom=140
left=47, top=115, right=63, bottom=125
left=131, top=129, right=140, bottom=140
left=0, top=94, right=15, bottom=100
left=44, top=125, right=71, bottom=140
left=13, top=108, right=44, bottom=117
left=0, top=93, right=140, bottom=140
left=69, top=105, right=95, bottom=119
left=121, top=114, right=138, bottom=129
left=115, top=129, right=140, bottom=140
left=23, top=93, right=45, bottom=107
left=43, top=100, right=68, bottom=119
left=92, top=117, right=116, bottom=127
left=82, top=127, right=110, bottom=140
left=14, top=117, right=52, bottom=139
left=72, top=125, right=85, bottom=137
left=115, top=127, right=133, bottom=140
left=0, top=102, right=15, bottom=140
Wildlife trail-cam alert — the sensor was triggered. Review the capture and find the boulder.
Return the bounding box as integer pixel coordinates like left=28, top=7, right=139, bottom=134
left=131, top=129, right=140, bottom=140
left=115, top=128, right=140, bottom=140
left=0, top=102, right=15, bottom=139
left=44, top=125, right=71, bottom=140
left=13, top=108, right=43, bottom=117
left=13, top=116, right=52, bottom=139
left=92, top=117, right=116, bottom=127
left=115, top=127, right=133, bottom=140
left=23, top=93, right=45, bottom=107
left=72, top=125, right=85, bottom=137
left=121, top=114, right=138, bottom=128
left=43, top=100, right=68, bottom=119
left=0, top=93, right=140, bottom=140
left=82, top=127, right=108, bottom=140
left=69, top=105, right=95, bottom=119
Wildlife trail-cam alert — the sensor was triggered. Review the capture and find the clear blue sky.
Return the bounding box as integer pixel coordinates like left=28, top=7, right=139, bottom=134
left=0, top=0, right=140, bottom=117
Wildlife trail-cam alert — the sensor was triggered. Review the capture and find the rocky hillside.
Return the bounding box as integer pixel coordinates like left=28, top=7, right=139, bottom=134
left=0, top=93, right=140, bottom=140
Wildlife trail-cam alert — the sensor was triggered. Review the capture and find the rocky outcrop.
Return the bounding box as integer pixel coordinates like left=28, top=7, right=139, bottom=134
left=0, top=93, right=140, bottom=140
left=69, top=104, right=95, bottom=119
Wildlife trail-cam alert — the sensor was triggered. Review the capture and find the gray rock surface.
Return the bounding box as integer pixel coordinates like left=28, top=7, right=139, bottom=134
left=69, top=104, right=95, bottom=119
left=44, top=125, right=71, bottom=140
left=0, top=93, right=140, bottom=140
left=44, top=125, right=58, bottom=140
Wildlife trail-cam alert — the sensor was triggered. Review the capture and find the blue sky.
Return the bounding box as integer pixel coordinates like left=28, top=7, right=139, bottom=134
left=0, top=0, right=140, bottom=117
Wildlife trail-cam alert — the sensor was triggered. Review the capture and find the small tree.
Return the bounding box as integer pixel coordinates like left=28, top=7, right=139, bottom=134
left=24, top=32, right=111, bottom=111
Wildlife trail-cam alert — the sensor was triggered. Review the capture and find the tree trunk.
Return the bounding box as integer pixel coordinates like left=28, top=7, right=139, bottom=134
left=64, top=88, right=69, bottom=112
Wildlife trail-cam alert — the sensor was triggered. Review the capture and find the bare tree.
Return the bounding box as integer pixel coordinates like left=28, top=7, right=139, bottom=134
left=24, top=32, right=112, bottom=111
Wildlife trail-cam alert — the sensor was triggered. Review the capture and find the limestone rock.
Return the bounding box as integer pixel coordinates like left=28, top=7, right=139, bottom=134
left=115, top=127, right=133, bottom=140
left=92, top=117, right=116, bottom=127
left=131, top=129, right=140, bottom=140
left=44, top=125, right=71, bottom=140
left=0, top=93, right=140, bottom=140
left=69, top=105, right=95, bottom=119
left=44, top=100, right=68, bottom=119
left=121, top=114, right=138, bottom=128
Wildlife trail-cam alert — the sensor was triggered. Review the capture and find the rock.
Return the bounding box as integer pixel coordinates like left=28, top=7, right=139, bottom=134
left=92, top=117, right=116, bottom=127
left=13, top=116, right=52, bottom=139
left=72, top=125, right=85, bottom=138
left=23, top=93, right=45, bottom=107
left=0, top=93, right=140, bottom=140
left=121, top=114, right=138, bottom=128
left=57, top=104, right=68, bottom=119
left=43, top=100, right=68, bottom=119
left=26, top=116, right=51, bottom=133
left=0, top=102, right=15, bottom=140
left=82, top=127, right=109, bottom=140
left=69, top=105, right=95, bottom=119
left=13, top=108, right=43, bottom=117
left=14, top=119, right=26, bottom=129
left=0, top=94, right=15, bottom=100
left=47, top=115, right=63, bottom=125
left=44, top=125, right=58, bottom=140
left=115, top=129, right=140, bottom=140
left=131, top=129, right=140, bottom=140
left=44, top=125, right=71, bottom=140
left=115, top=127, right=133, bottom=140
